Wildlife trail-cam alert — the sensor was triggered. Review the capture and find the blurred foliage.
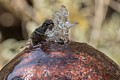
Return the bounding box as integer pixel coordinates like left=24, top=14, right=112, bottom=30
left=0, top=0, right=120, bottom=69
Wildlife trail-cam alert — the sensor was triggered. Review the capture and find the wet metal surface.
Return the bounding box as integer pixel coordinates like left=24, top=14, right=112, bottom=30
left=0, top=42, right=120, bottom=80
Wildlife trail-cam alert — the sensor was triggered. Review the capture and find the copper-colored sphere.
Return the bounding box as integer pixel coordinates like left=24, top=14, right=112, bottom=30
left=0, top=41, right=120, bottom=80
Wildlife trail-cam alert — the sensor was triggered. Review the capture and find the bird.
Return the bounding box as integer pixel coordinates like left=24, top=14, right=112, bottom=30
left=30, top=19, right=54, bottom=45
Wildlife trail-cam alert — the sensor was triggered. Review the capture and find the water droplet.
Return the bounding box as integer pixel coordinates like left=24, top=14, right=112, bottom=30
left=45, top=5, right=76, bottom=43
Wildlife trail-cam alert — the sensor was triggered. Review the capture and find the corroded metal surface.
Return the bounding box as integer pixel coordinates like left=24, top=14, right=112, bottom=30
left=0, top=41, right=120, bottom=80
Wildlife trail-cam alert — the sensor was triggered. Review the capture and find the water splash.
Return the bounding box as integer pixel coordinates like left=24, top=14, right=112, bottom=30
left=45, top=5, right=77, bottom=43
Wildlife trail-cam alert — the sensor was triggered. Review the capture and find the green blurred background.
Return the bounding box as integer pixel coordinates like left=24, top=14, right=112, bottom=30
left=0, top=0, right=120, bottom=69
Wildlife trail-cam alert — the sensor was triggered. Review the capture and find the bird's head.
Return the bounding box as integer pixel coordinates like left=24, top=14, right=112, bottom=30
left=42, top=19, right=54, bottom=31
